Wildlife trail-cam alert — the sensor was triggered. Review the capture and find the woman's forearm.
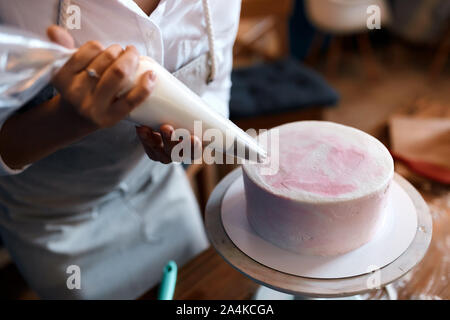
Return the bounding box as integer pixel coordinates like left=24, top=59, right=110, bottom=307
left=0, top=95, right=98, bottom=170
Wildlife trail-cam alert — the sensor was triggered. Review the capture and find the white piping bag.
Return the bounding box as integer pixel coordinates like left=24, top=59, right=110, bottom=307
left=0, top=26, right=267, bottom=162
left=126, top=56, right=267, bottom=161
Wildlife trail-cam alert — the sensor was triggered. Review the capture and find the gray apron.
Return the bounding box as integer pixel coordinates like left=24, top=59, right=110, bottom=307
left=0, top=51, right=212, bottom=299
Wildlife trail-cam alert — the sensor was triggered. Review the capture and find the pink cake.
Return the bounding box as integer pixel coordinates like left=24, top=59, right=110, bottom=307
left=242, top=121, right=394, bottom=256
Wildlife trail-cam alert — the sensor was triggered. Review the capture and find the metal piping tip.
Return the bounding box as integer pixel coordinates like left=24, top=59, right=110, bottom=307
left=228, top=142, right=267, bottom=163
left=256, top=151, right=268, bottom=163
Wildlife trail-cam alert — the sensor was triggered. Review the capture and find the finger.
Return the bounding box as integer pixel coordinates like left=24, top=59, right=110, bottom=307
left=138, top=127, right=171, bottom=164
left=94, top=45, right=140, bottom=104
left=47, top=25, right=75, bottom=49
left=62, top=41, right=104, bottom=75
left=53, top=41, right=104, bottom=88
left=108, top=70, right=155, bottom=116
left=137, top=126, right=157, bottom=147
left=76, top=44, right=124, bottom=93
left=137, top=126, right=163, bottom=150
left=142, top=145, right=158, bottom=162
left=85, top=44, right=124, bottom=79
left=191, top=135, right=202, bottom=161
left=148, top=128, right=165, bottom=149
left=149, top=130, right=165, bottom=151
left=160, top=124, right=178, bottom=156
left=145, top=130, right=172, bottom=164
left=136, top=127, right=158, bottom=159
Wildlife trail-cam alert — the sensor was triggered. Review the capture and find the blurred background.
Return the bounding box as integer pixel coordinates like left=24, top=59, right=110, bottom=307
left=1, top=0, right=449, bottom=299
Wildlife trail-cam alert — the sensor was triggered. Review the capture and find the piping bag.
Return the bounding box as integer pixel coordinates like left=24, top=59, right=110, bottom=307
left=0, top=25, right=267, bottom=162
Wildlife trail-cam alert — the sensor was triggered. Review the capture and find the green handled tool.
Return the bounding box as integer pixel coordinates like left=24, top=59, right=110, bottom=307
left=158, top=260, right=177, bottom=300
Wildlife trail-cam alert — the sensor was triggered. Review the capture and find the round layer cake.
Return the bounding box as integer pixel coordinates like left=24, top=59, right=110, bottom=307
left=242, top=121, right=394, bottom=256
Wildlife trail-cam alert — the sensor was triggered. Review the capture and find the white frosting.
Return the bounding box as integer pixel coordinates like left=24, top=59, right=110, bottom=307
left=242, top=121, right=394, bottom=256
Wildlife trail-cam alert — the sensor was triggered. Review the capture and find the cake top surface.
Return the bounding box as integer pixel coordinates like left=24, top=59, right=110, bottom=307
left=244, top=121, right=394, bottom=202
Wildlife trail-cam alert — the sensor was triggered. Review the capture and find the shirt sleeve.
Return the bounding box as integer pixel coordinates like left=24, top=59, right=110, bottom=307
left=200, top=0, right=241, bottom=119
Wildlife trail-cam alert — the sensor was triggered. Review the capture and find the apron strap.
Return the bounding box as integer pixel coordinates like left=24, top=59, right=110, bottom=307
left=201, top=0, right=217, bottom=83
left=58, top=0, right=70, bottom=28
left=58, top=0, right=217, bottom=83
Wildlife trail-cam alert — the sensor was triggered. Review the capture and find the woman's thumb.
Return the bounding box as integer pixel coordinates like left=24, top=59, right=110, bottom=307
left=47, top=25, right=75, bottom=49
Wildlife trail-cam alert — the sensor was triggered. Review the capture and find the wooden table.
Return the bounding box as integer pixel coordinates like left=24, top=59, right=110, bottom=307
left=140, top=163, right=449, bottom=300
left=140, top=247, right=258, bottom=300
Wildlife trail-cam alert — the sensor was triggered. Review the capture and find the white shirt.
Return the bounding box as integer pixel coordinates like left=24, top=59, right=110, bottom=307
left=0, top=0, right=241, bottom=174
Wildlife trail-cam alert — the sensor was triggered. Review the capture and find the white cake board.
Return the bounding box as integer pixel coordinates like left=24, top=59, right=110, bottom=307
left=221, top=175, right=417, bottom=279
left=205, top=168, right=433, bottom=298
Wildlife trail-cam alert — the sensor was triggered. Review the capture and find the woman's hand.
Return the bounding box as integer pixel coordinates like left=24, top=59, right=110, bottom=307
left=49, top=25, right=199, bottom=165
left=136, top=124, right=202, bottom=164
left=0, top=25, right=158, bottom=170
left=48, top=25, right=155, bottom=129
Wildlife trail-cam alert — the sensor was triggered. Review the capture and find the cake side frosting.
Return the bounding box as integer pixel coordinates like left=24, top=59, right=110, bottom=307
left=242, top=121, right=394, bottom=256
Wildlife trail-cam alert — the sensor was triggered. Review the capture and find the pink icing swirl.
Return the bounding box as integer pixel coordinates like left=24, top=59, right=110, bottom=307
left=260, top=129, right=383, bottom=197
